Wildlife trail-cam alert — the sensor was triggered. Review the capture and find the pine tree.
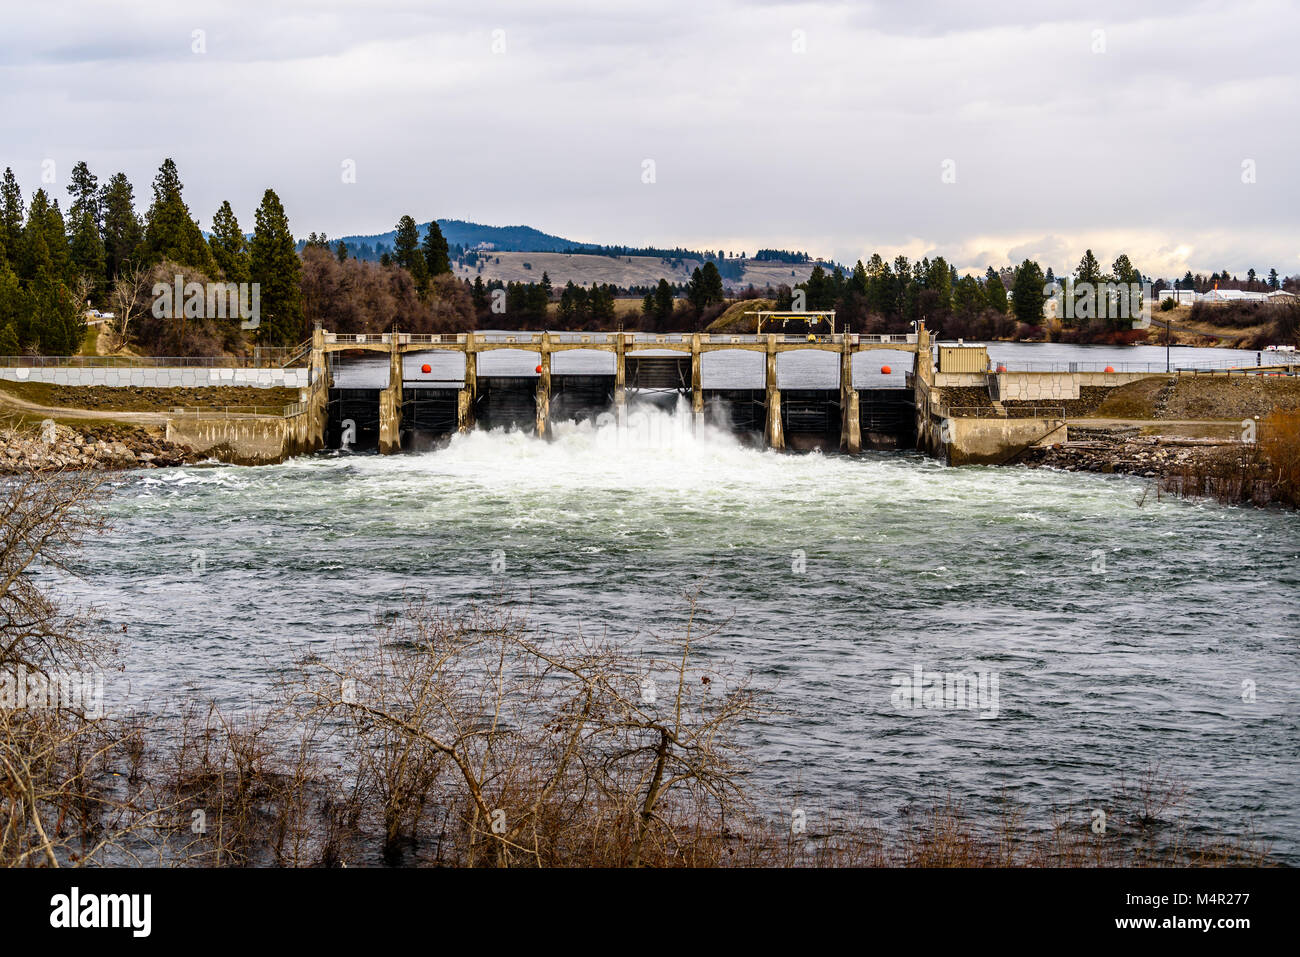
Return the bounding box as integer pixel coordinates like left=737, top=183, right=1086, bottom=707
left=422, top=221, right=451, bottom=276
left=953, top=274, right=986, bottom=317
left=66, top=161, right=101, bottom=228
left=67, top=207, right=106, bottom=292
left=143, top=159, right=217, bottom=274
left=0, top=256, right=21, bottom=348
left=1074, top=249, right=1102, bottom=285
left=393, top=216, right=420, bottom=270
left=209, top=201, right=249, bottom=283
left=984, top=267, right=1008, bottom=313
left=25, top=262, right=83, bottom=354
left=248, top=188, right=304, bottom=345
left=0, top=168, right=25, bottom=259
left=1268, top=268, right=1280, bottom=290
left=100, top=172, right=143, bottom=282
left=1011, top=259, right=1046, bottom=326
left=654, top=278, right=673, bottom=321
left=701, top=261, right=724, bottom=305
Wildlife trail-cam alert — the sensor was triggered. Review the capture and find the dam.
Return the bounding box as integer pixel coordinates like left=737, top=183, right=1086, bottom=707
left=317, top=320, right=926, bottom=455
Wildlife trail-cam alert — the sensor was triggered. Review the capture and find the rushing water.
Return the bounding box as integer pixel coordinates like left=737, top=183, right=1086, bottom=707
left=56, top=404, right=1300, bottom=858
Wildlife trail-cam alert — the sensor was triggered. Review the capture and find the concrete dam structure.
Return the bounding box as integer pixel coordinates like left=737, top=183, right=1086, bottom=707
left=142, top=321, right=1093, bottom=465
left=320, top=325, right=926, bottom=455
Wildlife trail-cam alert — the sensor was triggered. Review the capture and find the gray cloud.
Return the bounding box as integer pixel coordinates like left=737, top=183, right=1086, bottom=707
left=2, top=0, right=1296, bottom=278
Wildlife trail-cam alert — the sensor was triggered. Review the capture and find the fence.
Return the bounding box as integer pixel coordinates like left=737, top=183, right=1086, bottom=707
left=0, top=346, right=308, bottom=369
left=990, top=356, right=1297, bottom=373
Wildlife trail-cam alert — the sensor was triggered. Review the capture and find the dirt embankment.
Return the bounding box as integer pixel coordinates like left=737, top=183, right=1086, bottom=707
left=0, top=381, right=300, bottom=413
left=706, top=299, right=775, bottom=333
left=1087, top=374, right=1300, bottom=421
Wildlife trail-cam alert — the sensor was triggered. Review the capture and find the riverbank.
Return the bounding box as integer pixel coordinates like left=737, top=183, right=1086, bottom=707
left=0, top=423, right=201, bottom=473
left=1019, top=426, right=1238, bottom=477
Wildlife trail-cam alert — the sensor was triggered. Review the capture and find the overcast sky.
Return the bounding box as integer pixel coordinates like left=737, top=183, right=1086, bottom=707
left=3, top=0, right=1297, bottom=278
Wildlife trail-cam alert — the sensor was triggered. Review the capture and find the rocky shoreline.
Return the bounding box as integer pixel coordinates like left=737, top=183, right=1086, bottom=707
left=0, top=424, right=203, bottom=474
left=1019, top=427, right=1239, bottom=478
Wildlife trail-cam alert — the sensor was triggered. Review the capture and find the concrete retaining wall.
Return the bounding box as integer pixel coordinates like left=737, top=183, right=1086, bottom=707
left=933, top=371, right=988, bottom=388
left=945, top=416, right=1067, bottom=466
left=992, top=370, right=1156, bottom=401
left=0, top=367, right=308, bottom=388
left=165, top=416, right=293, bottom=465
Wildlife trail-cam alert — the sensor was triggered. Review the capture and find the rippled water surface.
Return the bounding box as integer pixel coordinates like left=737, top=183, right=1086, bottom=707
left=60, top=409, right=1300, bottom=858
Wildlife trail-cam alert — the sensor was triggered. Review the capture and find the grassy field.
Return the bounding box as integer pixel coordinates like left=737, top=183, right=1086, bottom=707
left=0, top=380, right=301, bottom=412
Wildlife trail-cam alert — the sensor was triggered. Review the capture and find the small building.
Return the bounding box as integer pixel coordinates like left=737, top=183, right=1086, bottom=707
left=937, top=345, right=990, bottom=374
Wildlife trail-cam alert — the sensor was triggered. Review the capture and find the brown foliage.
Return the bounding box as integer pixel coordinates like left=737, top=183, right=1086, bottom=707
left=300, top=247, right=475, bottom=336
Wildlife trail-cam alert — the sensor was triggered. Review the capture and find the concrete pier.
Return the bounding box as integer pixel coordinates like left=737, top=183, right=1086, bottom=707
left=378, top=340, right=403, bottom=454
left=840, top=335, right=861, bottom=453
left=535, top=332, right=552, bottom=438
left=764, top=336, right=784, bottom=450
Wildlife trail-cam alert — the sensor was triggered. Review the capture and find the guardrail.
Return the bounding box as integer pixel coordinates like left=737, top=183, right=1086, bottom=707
left=940, top=405, right=1066, bottom=420
left=168, top=406, right=291, bottom=417
left=992, top=356, right=1296, bottom=373
left=0, top=353, right=301, bottom=369
left=318, top=331, right=922, bottom=348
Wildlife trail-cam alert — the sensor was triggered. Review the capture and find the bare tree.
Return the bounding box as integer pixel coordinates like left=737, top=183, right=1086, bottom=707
left=108, top=264, right=150, bottom=352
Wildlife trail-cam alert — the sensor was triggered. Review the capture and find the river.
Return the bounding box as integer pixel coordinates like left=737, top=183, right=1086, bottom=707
left=51, top=396, right=1300, bottom=860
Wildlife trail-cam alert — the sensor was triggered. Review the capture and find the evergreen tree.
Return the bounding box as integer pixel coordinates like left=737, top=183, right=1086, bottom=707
left=702, top=261, right=724, bottom=304
left=1074, top=249, right=1102, bottom=285
left=421, top=221, right=451, bottom=276
left=336, top=241, right=348, bottom=262
left=67, top=162, right=106, bottom=289
left=953, top=274, right=986, bottom=317
left=143, top=159, right=216, bottom=273
left=248, top=188, right=304, bottom=345
left=66, top=161, right=101, bottom=228
left=654, top=278, right=674, bottom=321
left=984, top=266, right=1008, bottom=313
left=209, top=201, right=249, bottom=282
left=1011, top=259, right=1046, bottom=326
left=100, top=172, right=143, bottom=282
left=67, top=207, right=106, bottom=293
left=1268, top=268, right=1280, bottom=290
left=0, top=256, right=21, bottom=348
left=0, top=169, right=23, bottom=261
left=393, top=216, right=420, bottom=270
left=19, top=190, right=59, bottom=282
left=25, top=262, right=84, bottom=354
left=925, top=257, right=953, bottom=312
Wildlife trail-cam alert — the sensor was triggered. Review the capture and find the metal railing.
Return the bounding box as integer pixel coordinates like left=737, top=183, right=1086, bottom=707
left=168, top=406, right=292, bottom=417
left=940, top=404, right=1066, bottom=420
left=992, top=356, right=1296, bottom=373
left=319, top=331, right=922, bottom=348
left=0, top=353, right=302, bottom=369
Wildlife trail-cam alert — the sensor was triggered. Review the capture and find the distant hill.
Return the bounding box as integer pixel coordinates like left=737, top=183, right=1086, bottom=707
left=316, top=220, right=600, bottom=258
left=298, top=219, right=839, bottom=290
